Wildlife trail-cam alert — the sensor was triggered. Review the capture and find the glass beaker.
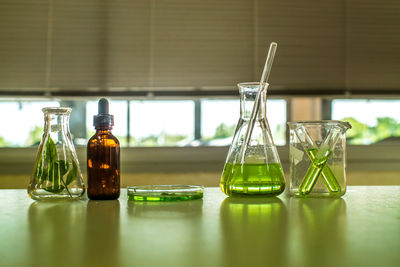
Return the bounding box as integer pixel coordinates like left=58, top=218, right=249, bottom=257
left=220, top=82, right=286, bottom=196
left=28, top=107, right=85, bottom=200
left=287, top=120, right=351, bottom=197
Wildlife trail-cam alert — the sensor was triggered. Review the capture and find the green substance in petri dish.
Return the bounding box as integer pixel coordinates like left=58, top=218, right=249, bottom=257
left=127, top=185, right=203, bottom=201
left=298, top=148, right=341, bottom=196
left=220, top=163, right=286, bottom=196
left=127, top=192, right=203, bottom=201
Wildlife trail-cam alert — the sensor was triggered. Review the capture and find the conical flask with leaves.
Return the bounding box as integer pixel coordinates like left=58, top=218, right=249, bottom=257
left=220, top=83, right=286, bottom=196
left=28, top=107, right=85, bottom=200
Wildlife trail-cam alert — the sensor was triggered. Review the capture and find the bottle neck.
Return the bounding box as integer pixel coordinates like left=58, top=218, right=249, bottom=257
left=95, top=127, right=113, bottom=134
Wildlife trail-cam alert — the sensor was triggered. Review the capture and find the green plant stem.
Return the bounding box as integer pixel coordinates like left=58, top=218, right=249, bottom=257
left=60, top=176, right=72, bottom=198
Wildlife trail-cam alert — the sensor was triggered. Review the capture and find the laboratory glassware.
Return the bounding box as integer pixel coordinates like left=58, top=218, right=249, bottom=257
left=220, top=82, right=286, bottom=196
left=87, top=98, right=120, bottom=200
left=127, top=185, right=204, bottom=201
left=28, top=107, right=85, bottom=200
left=288, top=120, right=351, bottom=197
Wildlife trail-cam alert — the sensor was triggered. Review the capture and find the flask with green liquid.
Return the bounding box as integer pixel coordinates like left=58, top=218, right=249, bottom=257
left=220, top=82, right=286, bottom=197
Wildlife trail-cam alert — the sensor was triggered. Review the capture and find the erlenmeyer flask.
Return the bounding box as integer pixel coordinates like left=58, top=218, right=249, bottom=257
left=28, top=107, right=85, bottom=200
left=220, top=82, right=286, bottom=196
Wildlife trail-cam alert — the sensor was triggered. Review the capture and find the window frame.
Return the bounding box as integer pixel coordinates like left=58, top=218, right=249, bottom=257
left=1, top=144, right=400, bottom=175
left=0, top=95, right=400, bottom=175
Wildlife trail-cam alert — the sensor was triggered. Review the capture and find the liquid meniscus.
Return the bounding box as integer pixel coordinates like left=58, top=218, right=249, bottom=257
left=220, top=163, right=286, bottom=196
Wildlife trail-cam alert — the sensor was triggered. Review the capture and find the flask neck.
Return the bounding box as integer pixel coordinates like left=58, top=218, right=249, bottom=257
left=240, top=90, right=266, bottom=120
left=44, top=112, right=70, bottom=136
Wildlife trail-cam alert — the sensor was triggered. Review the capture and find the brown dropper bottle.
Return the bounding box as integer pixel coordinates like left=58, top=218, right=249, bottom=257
left=87, top=98, right=120, bottom=200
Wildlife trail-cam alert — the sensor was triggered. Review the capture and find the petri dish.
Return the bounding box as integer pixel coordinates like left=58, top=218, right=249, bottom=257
left=127, top=185, right=204, bottom=201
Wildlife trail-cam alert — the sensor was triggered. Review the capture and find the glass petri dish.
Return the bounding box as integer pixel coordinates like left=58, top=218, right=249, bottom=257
left=127, top=185, right=204, bottom=201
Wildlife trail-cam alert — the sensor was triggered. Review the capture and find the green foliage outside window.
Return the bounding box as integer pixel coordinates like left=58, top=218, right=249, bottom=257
left=26, top=126, right=43, bottom=146
left=0, top=136, right=11, bottom=147
left=342, top=117, right=400, bottom=144
left=2, top=117, right=400, bottom=147
left=213, top=123, right=237, bottom=139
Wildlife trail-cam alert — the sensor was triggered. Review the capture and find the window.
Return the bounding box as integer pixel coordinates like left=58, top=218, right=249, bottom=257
left=201, top=99, right=238, bottom=146
left=201, top=99, right=286, bottom=146
left=0, top=101, right=59, bottom=147
left=1, top=1, right=399, bottom=176
left=129, top=100, right=194, bottom=147
left=0, top=98, right=287, bottom=148
left=332, top=99, right=400, bottom=145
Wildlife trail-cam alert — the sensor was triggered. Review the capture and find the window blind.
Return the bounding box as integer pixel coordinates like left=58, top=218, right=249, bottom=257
left=346, top=0, right=400, bottom=91
left=0, top=0, right=399, bottom=94
left=256, top=0, right=346, bottom=90
left=0, top=0, right=48, bottom=91
left=50, top=0, right=103, bottom=91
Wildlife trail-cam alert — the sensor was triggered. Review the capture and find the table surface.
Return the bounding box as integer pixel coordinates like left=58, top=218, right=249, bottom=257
left=0, top=187, right=399, bottom=267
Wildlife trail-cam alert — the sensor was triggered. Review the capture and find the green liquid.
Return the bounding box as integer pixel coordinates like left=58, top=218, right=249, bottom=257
left=306, top=148, right=341, bottom=193
left=220, top=163, right=286, bottom=196
left=127, top=192, right=203, bottom=201
left=299, top=148, right=337, bottom=195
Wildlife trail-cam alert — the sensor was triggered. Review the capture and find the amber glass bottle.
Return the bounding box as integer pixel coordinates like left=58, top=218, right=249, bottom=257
left=87, top=98, right=120, bottom=200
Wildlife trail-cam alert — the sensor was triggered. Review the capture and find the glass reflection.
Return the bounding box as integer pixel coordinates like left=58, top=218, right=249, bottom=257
left=124, top=199, right=203, bottom=266
left=28, top=200, right=87, bottom=266
left=85, top=200, right=120, bottom=266
left=288, top=198, right=347, bottom=267
left=220, top=197, right=288, bottom=266
left=127, top=199, right=203, bottom=219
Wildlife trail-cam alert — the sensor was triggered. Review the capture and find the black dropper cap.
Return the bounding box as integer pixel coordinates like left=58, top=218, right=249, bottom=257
left=93, top=98, right=114, bottom=128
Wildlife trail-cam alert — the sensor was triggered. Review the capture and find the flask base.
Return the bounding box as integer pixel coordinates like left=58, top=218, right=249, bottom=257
left=220, top=163, right=286, bottom=197
left=28, top=188, right=85, bottom=200
left=221, top=182, right=285, bottom=197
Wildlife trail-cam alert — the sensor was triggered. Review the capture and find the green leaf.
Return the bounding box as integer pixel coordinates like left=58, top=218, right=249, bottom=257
left=46, top=160, right=68, bottom=192
left=45, top=137, right=57, bottom=163
left=44, top=185, right=65, bottom=194
left=66, top=159, right=78, bottom=185
left=34, top=136, right=75, bottom=196
left=34, top=157, right=44, bottom=180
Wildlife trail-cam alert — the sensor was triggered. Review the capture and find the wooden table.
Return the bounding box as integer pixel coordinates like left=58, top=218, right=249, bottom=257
left=0, top=187, right=399, bottom=267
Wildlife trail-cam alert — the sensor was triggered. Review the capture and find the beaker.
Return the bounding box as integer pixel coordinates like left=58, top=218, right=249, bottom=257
left=220, top=82, right=286, bottom=196
left=28, top=107, right=85, bottom=200
left=287, top=120, right=351, bottom=197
